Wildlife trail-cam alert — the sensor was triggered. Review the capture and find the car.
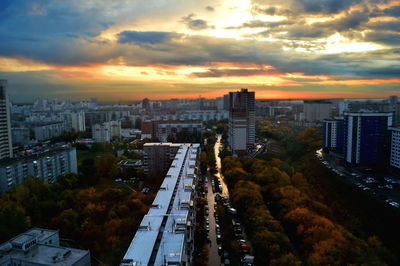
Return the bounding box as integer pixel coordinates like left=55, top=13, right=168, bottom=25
left=238, top=239, right=246, bottom=244
left=215, top=217, right=219, bottom=223
left=218, top=246, right=222, bottom=255
left=228, top=208, right=237, bottom=215
left=206, top=225, right=210, bottom=232
left=205, top=209, right=209, bottom=216
left=205, top=218, right=209, bottom=225
left=216, top=234, right=222, bottom=244
left=206, top=236, right=211, bottom=243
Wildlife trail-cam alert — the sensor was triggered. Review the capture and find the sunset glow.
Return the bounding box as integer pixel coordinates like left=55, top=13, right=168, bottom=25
left=0, top=0, right=399, bottom=101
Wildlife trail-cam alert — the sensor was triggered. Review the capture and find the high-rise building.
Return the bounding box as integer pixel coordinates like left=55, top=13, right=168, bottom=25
left=0, top=80, right=13, bottom=160
left=65, top=111, right=86, bottom=132
left=322, top=118, right=345, bottom=153
left=228, top=88, right=255, bottom=156
left=389, top=127, right=400, bottom=169
left=92, top=121, right=121, bottom=142
left=304, top=100, right=332, bottom=122
left=223, top=94, right=230, bottom=111
left=142, top=98, right=150, bottom=112
left=143, top=142, right=182, bottom=176
left=343, top=112, right=392, bottom=166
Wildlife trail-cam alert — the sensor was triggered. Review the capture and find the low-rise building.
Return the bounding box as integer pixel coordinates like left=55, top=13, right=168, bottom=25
left=0, top=228, right=90, bottom=265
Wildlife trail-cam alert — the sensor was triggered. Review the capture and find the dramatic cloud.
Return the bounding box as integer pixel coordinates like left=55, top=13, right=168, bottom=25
left=0, top=0, right=399, bottom=101
left=181, top=14, right=213, bottom=30
left=118, top=31, right=181, bottom=45
left=205, top=6, right=215, bottom=12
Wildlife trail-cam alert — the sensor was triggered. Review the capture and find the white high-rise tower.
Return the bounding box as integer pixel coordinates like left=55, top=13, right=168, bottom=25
left=0, top=80, right=13, bottom=159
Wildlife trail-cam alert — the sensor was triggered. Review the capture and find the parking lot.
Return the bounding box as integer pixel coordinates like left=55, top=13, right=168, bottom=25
left=316, top=149, right=400, bottom=209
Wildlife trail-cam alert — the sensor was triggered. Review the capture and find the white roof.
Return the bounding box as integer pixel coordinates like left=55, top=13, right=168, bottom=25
left=122, top=143, right=199, bottom=266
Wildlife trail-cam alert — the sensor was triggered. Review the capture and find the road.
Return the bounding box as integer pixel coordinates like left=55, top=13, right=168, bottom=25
left=207, top=135, right=229, bottom=266
left=206, top=179, right=220, bottom=266
left=214, top=135, right=229, bottom=198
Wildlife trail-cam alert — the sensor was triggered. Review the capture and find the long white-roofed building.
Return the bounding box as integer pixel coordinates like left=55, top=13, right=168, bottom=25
left=121, top=143, right=200, bottom=266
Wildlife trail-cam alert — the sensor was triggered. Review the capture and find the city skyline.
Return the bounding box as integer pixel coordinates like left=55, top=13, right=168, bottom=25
left=1, top=0, right=400, bottom=102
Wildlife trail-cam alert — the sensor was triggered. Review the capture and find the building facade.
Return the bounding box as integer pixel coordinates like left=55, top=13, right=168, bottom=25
left=389, top=127, right=400, bottom=169
left=92, top=121, right=121, bottom=142
left=143, top=142, right=182, bottom=176
left=304, top=100, right=332, bottom=122
left=63, top=111, right=86, bottom=132
left=0, top=145, right=77, bottom=193
left=12, top=127, right=30, bottom=146
left=33, top=122, right=68, bottom=141
left=0, top=80, right=13, bottom=160
left=141, top=120, right=202, bottom=141
left=322, top=118, right=345, bottom=153
left=343, top=112, right=392, bottom=166
left=228, top=88, right=255, bottom=156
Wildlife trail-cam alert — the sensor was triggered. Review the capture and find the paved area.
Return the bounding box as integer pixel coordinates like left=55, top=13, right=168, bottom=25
left=207, top=180, right=220, bottom=266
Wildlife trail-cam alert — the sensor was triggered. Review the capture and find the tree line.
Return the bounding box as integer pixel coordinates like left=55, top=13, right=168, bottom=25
left=0, top=154, right=154, bottom=265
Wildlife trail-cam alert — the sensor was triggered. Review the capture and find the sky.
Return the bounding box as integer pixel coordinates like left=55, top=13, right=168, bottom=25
left=0, top=0, right=400, bottom=102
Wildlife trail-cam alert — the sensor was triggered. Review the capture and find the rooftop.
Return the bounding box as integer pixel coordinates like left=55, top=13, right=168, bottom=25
left=122, top=143, right=199, bottom=266
left=0, top=243, right=90, bottom=265
left=0, top=145, right=75, bottom=167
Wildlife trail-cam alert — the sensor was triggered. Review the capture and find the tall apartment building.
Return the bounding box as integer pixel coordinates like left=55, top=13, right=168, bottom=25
left=0, top=145, right=77, bottom=193
left=228, top=88, right=255, bottom=156
left=92, top=121, right=121, bottom=142
left=33, top=122, right=68, bottom=141
left=143, top=142, right=182, bottom=176
left=141, top=120, right=202, bottom=141
left=304, top=100, right=332, bottom=122
left=0, top=228, right=90, bottom=265
left=11, top=127, right=30, bottom=146
left=121, top=143, right=200, bottom=266
left=343, top=112, right=392, bottom=166
left=389, top=127, right=400, bottom=170
left=322, top=118, right=345, bottom=153
left=0, top=80, right=13, bottom=159
left=63, top=111, right=86, bottom=132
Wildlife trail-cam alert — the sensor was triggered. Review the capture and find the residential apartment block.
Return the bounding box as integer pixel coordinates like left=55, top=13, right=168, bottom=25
left=0, top=145, right=77, bottom=193
left=121, top=143, right=200, bottom=266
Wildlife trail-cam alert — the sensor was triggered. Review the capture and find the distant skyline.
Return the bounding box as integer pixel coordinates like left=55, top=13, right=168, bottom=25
left=1, top=0, right=400, bottom=102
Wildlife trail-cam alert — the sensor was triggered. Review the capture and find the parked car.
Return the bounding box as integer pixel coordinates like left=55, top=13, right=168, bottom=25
left=218, top=246, right=222, bottom=255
